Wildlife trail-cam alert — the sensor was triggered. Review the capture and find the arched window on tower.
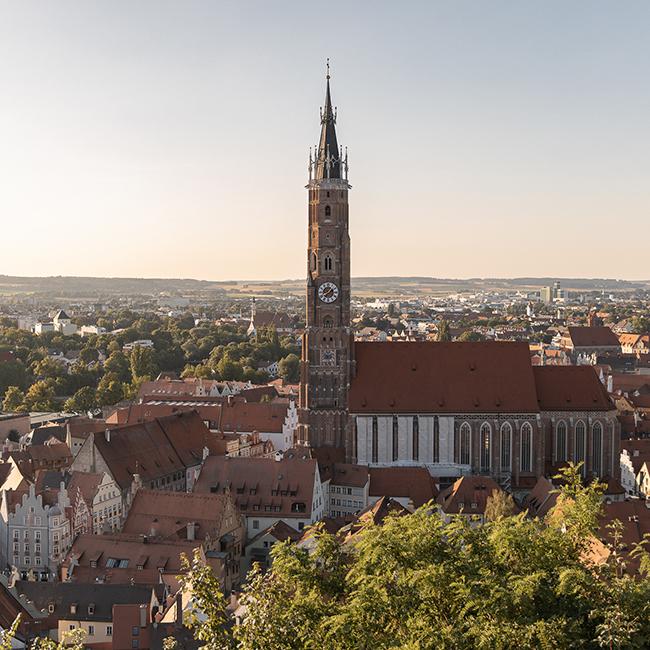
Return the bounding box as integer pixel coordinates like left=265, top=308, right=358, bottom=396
left=324, top=205, right=331, bottom=217
left=324, top=255, right=333, bottom=271
left=520, top=422, right=533, bottom=472
left=592, top=421, right=603, bottom=477
left=575, top=420, right=586, bottom=476
left=323, top=317, right=333, bottom=328
left=459, top=422, right=471, bottom=465
left=555, top=421, right=568, bottom=463
left=480, top=423, right=491, bottom=473
left=500, top=422, right=512, bottom=471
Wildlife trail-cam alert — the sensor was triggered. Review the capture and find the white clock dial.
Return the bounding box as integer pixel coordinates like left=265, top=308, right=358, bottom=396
left=318, top=281, right=339, bottom=303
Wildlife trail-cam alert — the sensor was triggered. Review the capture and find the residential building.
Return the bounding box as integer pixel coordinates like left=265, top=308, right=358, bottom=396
left=437, top=475, right=505, bottom=525
left=0, top=483, right=72, bottom=580
left=193, top=455, right=325, bottom=537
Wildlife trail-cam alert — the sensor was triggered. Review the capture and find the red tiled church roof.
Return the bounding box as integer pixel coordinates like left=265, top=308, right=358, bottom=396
left=349, top=342, right=540, bottom=414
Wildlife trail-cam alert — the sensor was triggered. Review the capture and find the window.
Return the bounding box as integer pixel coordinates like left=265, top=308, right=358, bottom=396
left=520, top=422, right=533, bottom=472
left=35, top=557, right=41, bottom=566
left=324, top=205, right=331, bottom=217
left=480, top=423, right=491, bottom=472
left=132, top=627, right=140, bottom=636
left=88, top=626, right=95, bottom=636
left=106, top=626, right=113, bottom=636
left=556, top=421, right=567, bottom=463
left=500, top=423, right=512, bottom=470
left=575, top=420, right=586, bottom=476
left=432, top=416, right=440, bottom=463
left=372, top=416, right=378, bottom=464
left=13, top=531, right=19, bottom=540
left=35, top=531, right=41, bottom=541
left=412, top=417, right=419, bottom=461
left=324, top=255, right=332, bottom=271
left=592, top=422, right=603, bottom=476
left=132, top=641, right=139, bottom=649
left=459, top=422, right=471, bottom=465
left=252, top=520, right=259, bottom=530
left=392, top=416, right=398, bottom=461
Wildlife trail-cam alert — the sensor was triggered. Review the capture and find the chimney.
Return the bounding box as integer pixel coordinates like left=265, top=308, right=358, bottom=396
left=187, top=522, right=196, bottom=541
left=274, top=451, right=282, bottom=462
left=105, top=429, right=111, bottom=443
left=607, top=374, right=613, bottom=393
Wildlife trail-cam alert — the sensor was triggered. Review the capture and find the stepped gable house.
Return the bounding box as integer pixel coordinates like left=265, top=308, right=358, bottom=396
left=297, top=66, right=620, bottom=490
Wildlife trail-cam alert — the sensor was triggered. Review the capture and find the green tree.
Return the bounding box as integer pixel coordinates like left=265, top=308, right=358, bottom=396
left=104, top=350, right=131, bottom=382
left=457, top=330, right=486, bottom=342
left=129, top=345, right=158, bottom=381
left=23, top=380, right=57, bottom=411
left=436, top=319, right=451, bottom=342
left=182, top=464, right=650, bottom=649
left=278, top=353, right=300, bottom=383
left=96, top=372, right=125, bottom=406
left=64, top=386, right=97, bottom=413
left=0, top=361, right=27, bottom=397
left=2, top=386, right=25, bottom=412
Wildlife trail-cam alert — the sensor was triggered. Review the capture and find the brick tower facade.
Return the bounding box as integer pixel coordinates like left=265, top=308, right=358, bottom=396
left=297, top=65, right=353, bottom=450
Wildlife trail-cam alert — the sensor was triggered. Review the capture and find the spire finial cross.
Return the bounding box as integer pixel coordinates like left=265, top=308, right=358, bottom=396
left=326, top=58, right=330, bottom=80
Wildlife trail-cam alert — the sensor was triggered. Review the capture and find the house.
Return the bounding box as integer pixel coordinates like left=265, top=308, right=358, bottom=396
left=326, top=463, right=370, bottom=517
left=61, top=533, right=200, bottom=586
left=193, top=455, right=325, bottom=537
left=122, top=340, right=154, bottom=352
left=121, top=489, right=244, bottom=592
left=619, top=333, right=650, bottom=356
left=0, top=483, right=72, bottom=581
left=52, top=310, right=77, bottom=336
left=243, top=520, right=301, bottom=574
left=560, top=326, right=621, bottom=358
left=620, top=439, right=650, bottom=496
left=436, top=475, right=504, bottom=524
left=64, top=417, right=107, bottom=458
left=12, top=581, right=156, bottom=647
left=71, top=411, right=216, bottom=509
left=368, top=466, right=438, bottom=511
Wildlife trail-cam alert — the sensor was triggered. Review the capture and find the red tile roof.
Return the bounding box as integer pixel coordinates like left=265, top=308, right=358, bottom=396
left=437, top=475, right=503, bottom=515
left=567, top=326, right=620, bottom=348
left=331, top=463, right=369, bottom=488
left=533, top=366, right=614, bottom=411
left=95, top=411, right=212, bottom=490
left=369, top=467, right=438, bottom=507
left=194, top=456, right=318, bottom=520
left=122, top=489, right=238, bottom=542
left=349, top=341, right=540, bottom=413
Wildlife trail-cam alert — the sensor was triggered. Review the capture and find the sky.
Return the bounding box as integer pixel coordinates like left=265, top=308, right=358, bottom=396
left=1, top=1, right=649, bottom=281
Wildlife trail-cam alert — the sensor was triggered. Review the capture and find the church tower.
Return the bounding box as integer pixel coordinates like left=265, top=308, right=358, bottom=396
left=298, top=63, right=353, bottom=450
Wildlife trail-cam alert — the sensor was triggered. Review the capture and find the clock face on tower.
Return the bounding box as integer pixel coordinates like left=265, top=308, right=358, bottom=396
left=318, top=281, right=339, bottom=303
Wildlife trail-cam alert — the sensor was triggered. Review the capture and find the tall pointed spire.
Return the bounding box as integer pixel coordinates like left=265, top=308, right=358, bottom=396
left=315, top=59, right=341, bottom=180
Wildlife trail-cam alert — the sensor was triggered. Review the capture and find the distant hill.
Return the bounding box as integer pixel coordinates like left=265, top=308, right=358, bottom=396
left=0, top=274, right=646, bottom=299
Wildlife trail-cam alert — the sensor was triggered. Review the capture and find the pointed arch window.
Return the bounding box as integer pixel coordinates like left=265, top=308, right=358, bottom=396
left=480, top=423, right=491, bottom=473
left=575, top=420, right=586, bottom=476
left=392, top=416, right=398, bottom=462
left=459, top=422, right=471, bottom=465
left=324, top=255, right=333, bottom=271
left=324, top=205, right=331, bottom=217
left=432, top=416, right=440, bottom=463
left=555, top=421, right=568, bottom=463
left=371, top=416, right=378, bottom=464
left=412, top=416, right=419, bottom=461
left=520, top=422, right=533, bottom=472
left=500, top=422, right=512, bottom=471
left=592, top=421, right=603, bottom=477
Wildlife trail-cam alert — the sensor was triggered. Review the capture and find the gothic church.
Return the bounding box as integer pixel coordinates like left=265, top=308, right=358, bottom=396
left=298, top=69, right=620, bottom=490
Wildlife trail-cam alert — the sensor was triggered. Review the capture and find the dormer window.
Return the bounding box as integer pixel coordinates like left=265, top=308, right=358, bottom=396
left=88, top=603, right=95, bottom=615
left=48, top=603, right=55, bottom=614
left=70, top=603, right=77, bottom=615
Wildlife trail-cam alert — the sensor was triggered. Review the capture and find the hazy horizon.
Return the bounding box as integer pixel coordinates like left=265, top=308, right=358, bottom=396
left=2, top=2, right=649, bottom=281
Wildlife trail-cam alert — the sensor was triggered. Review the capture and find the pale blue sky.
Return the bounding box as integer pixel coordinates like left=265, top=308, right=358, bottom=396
left=1, top=1, right=649, bottom=280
